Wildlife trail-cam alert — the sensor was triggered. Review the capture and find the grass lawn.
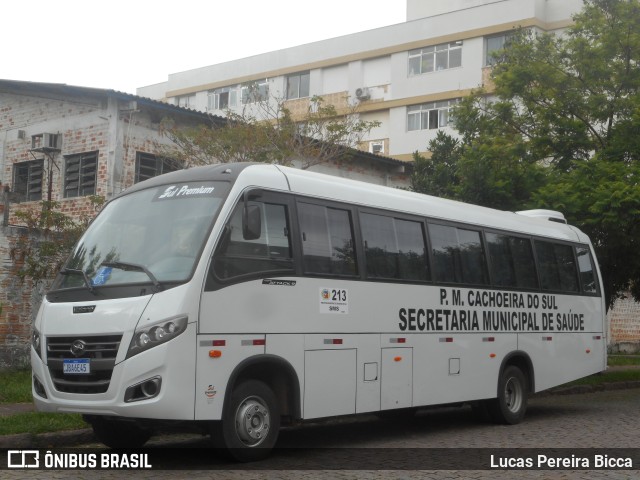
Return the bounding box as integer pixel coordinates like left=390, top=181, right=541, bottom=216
left=607, top=354, right=640, bottom=366
left=0, top=369, right=86, bottom=435
left=0, top=369, right=32, bottom=404
left=0, top=412, right=87, bottom=436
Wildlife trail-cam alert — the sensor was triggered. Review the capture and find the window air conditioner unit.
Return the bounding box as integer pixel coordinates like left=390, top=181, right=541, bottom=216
left=43, top=133, right=61, bottom=150
left=31, top=133, right=62, bottom=152
left=355, top=87, right=371, bottom=101
left=369, top=141, right=385, bottom=154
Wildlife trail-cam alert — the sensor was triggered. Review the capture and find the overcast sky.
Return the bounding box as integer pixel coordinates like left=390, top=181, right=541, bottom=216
left=2, top=0, right=406, bottom=95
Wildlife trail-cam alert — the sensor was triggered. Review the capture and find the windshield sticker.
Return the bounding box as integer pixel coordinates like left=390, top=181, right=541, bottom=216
left=320, top=288, right=349, bottom=314
left=263, top=279, right=297, bottom=286
left=91, top=267, right=112, bottom=286
left=155, top=184, right=216, bottom=201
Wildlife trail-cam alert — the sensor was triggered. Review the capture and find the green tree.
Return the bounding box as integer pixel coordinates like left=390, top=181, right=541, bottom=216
left=449, top=0, right=640, bottom=307
left=410, top=117, right=545, bottom=210
left=411, top=131, right=460, bottom=200
left=160, top=94, right=380, bottom=170
left=10, top=197, right=104, bottom=287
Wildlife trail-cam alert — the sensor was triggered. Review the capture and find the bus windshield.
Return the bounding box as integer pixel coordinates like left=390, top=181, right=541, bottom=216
left=51, top=181, right=229, bottom=291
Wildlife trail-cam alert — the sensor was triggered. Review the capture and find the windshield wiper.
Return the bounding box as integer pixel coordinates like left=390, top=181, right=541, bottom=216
left=60, top=268, right=96, bottom=294
left=100, top=261, right=163, bottom=292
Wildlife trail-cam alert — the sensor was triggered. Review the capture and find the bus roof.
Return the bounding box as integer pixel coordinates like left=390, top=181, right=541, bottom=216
left=124, top=162, right=587, bottom=244
left=272, top=165, right=585, bottom=244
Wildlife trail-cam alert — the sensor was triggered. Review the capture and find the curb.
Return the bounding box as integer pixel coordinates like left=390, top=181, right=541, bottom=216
left=539, top=379, right=640, bottom=396
left=0, top=428, right=94, bottom=449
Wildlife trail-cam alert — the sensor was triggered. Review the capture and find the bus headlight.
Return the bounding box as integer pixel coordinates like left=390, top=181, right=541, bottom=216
left=32, top=328, right=42, bottom=359
left=126, top=315, right=188, bottom=359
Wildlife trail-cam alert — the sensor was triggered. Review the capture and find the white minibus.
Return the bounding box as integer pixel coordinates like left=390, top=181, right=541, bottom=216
left=31, top=163, right=606, bottom=461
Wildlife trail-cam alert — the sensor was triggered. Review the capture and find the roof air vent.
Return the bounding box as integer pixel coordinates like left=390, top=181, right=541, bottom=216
left=516, top=209, right=567, bottom=224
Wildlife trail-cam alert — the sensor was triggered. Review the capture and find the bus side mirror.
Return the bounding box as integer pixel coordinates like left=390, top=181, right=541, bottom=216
left=242, top=204, right=261, bottom=240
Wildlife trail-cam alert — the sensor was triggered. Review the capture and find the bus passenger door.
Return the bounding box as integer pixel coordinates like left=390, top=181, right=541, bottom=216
left=381, top=347, right=413, bottom=410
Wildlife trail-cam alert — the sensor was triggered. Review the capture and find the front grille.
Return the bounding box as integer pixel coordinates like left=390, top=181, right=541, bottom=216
left=46, top=334, right=122, bottom=394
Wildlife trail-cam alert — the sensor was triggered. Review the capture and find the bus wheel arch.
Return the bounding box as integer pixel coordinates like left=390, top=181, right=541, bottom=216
left=224, top=354, right=301, bottom=425
left=488, top=352, right=534, bottom=425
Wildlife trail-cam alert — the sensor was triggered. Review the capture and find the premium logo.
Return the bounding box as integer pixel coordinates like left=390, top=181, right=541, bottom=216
left=158, top=184, right=215, bottom=199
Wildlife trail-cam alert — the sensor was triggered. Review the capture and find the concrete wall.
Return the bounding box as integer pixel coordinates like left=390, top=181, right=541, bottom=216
left=407, top=0, right=582, bottom=22
left=608, top=293, right=640, bottom=354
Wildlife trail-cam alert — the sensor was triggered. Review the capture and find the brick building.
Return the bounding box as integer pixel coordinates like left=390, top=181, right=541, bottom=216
left=0, top=79, right=410, bottom=368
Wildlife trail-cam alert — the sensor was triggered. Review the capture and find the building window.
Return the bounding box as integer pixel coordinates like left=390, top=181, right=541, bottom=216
left=64, top=151, right=98, bottom=198
left=286, top=72, right=310, bottom=99
left=13, top=159, right=44, bottom=201
left=177, top=95, right=196, bottom=108
left=407, top=99, right=459, bottom=131
left=135, top=152, right=182, bottom=183
left=369, top=141, right=385, bottom=155
left=485, top=33, right=513, bottom=66
left=408, top=41, right=462, bottom=76
left=241, top=79, right=269, bottom=104
left=208, top=87, right=238, bottom=111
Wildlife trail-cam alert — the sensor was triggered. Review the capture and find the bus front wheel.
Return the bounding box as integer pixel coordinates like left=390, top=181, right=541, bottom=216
left=488, top=365, right=528, bottom=425
left=216, top=380, right=280, bottom=462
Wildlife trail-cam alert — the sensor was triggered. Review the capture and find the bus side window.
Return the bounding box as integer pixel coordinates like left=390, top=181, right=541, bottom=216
left=360, top=212, right=428, bottom=281
left=535, top=241, right=579, bottom=293
left=298, top=203, right=357, bottom=276
left=213, top=201, right=293, bottom=280
left=486, top=233, right=538, bottom=289
left=429, top=223, right=488, bottom=285
left=576, top=246, right=598, bottom=294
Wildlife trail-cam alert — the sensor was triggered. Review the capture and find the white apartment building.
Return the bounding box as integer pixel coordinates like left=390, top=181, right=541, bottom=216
left=137, top=0, right=583, bottom=161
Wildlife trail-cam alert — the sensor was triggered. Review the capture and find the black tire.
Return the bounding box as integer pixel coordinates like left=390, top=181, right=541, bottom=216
left=488, top=365, right=528, bottom=425
left=87, top=416, right=152, bottom=449
left=216, top=380, right=280, bottom=462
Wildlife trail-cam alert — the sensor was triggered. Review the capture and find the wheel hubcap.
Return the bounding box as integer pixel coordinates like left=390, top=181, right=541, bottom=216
left=504, top=376, right=523, bottom=413
left=234, top=396, right=270, bottom=447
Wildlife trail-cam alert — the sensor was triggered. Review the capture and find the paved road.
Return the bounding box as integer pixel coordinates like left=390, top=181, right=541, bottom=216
left=3, top=387, right=640, bottom=479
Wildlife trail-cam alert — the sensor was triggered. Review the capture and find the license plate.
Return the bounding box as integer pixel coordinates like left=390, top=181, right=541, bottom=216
left=63, top=358, right=90, bottom=374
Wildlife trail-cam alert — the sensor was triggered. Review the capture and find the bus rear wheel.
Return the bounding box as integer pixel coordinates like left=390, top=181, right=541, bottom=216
left=488, top=365, right=528, bottom=425
left=216, top=380, right=280, bottom=462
